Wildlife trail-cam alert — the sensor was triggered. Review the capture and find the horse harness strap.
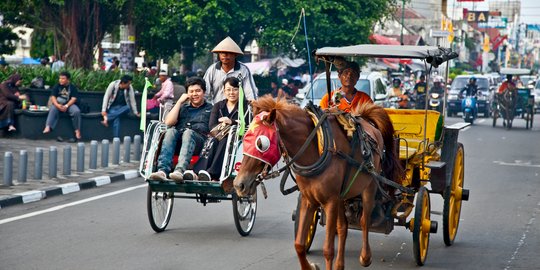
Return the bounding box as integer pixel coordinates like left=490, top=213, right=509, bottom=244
left=261, top=104, right=334, bottom=192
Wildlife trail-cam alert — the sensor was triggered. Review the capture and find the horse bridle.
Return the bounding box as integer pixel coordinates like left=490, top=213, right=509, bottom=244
left=254, top=104, right=334, bottom=193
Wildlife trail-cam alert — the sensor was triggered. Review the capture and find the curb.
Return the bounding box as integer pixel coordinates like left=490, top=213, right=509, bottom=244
left=0, top=170, right=140, bottom=209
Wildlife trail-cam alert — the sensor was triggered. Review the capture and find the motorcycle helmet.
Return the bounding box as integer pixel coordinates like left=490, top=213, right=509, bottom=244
left=392, top=77, right=401, bottom=88
left=469, top=76, right=477, bottom=83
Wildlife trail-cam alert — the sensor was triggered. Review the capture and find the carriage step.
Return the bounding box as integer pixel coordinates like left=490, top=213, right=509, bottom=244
left=426, top=161, right=445, bottom=169
left=461, top=189, right=470, bottom=201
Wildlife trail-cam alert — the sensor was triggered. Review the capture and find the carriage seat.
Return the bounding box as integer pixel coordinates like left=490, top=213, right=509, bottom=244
left=384, top=109, right=443, bottom=160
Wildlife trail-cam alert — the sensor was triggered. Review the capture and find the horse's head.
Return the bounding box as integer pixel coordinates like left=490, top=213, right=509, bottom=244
left=234, top=110, right=280, bottom=197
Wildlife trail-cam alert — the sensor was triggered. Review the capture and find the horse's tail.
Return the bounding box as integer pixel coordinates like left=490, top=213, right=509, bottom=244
left=354, top=103, right=403, bottom=184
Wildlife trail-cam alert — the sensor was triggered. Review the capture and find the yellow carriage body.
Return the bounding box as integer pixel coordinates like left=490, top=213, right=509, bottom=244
left=385, top=109, right=443, bottom=188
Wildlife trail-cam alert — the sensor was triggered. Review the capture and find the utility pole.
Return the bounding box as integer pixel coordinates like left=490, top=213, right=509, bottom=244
left=400, top=0, right=405, bottom=45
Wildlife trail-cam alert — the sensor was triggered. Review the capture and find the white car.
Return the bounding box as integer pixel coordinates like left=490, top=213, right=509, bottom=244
left=297, top=71, right=388, bottom=108
left=533, top=80, right=540, bottom=112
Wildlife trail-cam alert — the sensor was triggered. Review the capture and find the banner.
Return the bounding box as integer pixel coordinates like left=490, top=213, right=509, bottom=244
left=139, top=78, right=153, bottom=132
left=465, top=11, right=489, bottom=23
left=478, top=16, right=507, bottom=29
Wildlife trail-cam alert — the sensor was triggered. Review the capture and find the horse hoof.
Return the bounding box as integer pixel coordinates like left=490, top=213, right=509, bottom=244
left=309, top=262, right=320, bottom=270
left=360, top=256, right=372, bottom=267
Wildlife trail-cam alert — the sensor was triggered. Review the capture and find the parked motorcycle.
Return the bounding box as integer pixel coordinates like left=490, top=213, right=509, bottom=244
left=461, top=95, right=478, bottom=124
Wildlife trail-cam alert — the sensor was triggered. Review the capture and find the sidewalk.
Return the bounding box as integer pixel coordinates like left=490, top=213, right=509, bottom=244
left=0, top=137, right=141, bottom=208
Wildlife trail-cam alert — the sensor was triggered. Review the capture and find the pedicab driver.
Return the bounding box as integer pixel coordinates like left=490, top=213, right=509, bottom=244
left=149, top=77, right=213, bottom=182
left=320, top=59, right=373, bottom=112
left=203, top=36, right=258, bottom=104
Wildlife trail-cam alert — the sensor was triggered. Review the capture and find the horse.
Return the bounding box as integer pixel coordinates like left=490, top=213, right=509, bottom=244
left=234, top=96, right=402, bottom=270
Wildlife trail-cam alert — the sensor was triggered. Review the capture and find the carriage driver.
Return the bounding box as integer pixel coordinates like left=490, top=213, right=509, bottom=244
left=149, top=77, right=213, bottom=182
left=320, top=58, right=373, bottom=112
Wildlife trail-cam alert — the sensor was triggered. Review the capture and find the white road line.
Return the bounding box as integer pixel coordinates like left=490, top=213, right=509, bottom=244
left=0, top=184, right=146, bottom=225
left=504, top=202, right=540, bottom=270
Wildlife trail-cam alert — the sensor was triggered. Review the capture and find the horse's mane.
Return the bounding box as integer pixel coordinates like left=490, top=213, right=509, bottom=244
left=251, top=95, right=303, bottom=115
left=352, top=103, right=403, bottom=184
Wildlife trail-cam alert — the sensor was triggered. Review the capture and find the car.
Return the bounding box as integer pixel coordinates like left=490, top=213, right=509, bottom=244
left=447, top=75, right=493, bottom=117
left=297, top=71, right=388, bottom=108
left=533, top=79, right=540, bottom=112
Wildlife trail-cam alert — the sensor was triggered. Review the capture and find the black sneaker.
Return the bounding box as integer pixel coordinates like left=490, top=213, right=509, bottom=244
left=68, top=138, right=78, bottom=143
left=56, top=136, right=64, bottom=142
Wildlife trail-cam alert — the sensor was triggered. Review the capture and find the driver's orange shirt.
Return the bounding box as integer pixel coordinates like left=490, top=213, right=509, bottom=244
left=320, top=90, right=373, bottom=113
left=498, top=81, right=515, bottom=94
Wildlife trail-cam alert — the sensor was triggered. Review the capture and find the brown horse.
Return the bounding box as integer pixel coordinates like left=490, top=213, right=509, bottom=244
left=234, top=96, right=402, bottom=270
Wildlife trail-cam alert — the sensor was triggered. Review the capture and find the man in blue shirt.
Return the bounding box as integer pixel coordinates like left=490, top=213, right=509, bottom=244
left=149, top=77, right=213, bottom=182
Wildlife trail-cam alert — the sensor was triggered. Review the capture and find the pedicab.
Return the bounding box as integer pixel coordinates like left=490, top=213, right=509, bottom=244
left=233, top=44, right=470, bottom=268
left=492, top=68, right=535, bottom=129
left=139, top=108, right=257, bottom=236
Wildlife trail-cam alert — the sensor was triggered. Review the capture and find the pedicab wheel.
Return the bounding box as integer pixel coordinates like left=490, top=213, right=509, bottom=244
left=492, top=109, right=498, bottom=127
left=232, top=191, right=257, bottom=236
left=147, top=186, right=174, bottom=233
left=293, top=192, right=318, bottom=253
left=411, top=187, right=432, bottom=266
left=443, top=143, right=466, bottom=246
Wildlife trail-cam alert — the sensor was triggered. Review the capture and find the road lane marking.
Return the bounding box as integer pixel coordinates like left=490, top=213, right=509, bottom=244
left=0, top=184, right=146, bottom=225
left=493, top=160, right=540, bottom=168
left=504, top=202, right=539, bottom=270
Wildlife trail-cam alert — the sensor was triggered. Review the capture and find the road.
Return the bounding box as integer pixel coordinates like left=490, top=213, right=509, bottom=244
left=1, top=114, right=539, bottom=270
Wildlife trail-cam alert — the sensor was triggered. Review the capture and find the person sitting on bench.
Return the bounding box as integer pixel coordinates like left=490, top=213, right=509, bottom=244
left=149, top=77, right=213, bottom=182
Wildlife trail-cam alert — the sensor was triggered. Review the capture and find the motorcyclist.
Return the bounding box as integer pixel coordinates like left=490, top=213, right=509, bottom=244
left=459, top=77, right=478, bottom=97
left=430, top=76, right=444, bottom=94
left=413, top=74, right=427, bottom=109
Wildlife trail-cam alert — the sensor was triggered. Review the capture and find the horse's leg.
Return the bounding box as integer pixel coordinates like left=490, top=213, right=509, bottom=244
left=295, top=196, right=319, bottom=270
left=334, top=201, right=348, bottom=270
left=322, top=200, right=339, bottom=270
left=359, top=182, right=377, bottom=267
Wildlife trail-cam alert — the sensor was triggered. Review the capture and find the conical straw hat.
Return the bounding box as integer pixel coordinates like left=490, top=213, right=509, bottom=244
left=211, top=37, right=244, bottom=55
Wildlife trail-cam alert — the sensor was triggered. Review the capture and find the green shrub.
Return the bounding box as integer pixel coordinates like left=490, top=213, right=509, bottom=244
left=0, top=66, right=156, bottom=92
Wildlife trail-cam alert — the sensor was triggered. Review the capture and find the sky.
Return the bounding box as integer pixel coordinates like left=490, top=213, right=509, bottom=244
left=448, top=0, right=540, bottom=24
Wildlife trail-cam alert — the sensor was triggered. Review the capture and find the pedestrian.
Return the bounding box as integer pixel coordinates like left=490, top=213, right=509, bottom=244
left=50, top=55, right=65, bottom=72
left=101, top=75, right=140, bottom=138
left=150, top=70, right=175, bottom=120
left=42, top=71, right=82, bottom=142
left=203, top=36, right=258, bottom=104
left=0, top=73, right=27, bottom=132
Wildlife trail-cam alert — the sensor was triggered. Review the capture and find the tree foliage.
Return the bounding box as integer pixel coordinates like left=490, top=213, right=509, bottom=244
left=1, top=0, right=397, bottom=70
left=0, top=26, right=19, bottom=55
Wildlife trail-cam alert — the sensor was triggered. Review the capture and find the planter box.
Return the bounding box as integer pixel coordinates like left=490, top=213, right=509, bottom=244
left=13, top=109, right=158, bottom=141
left=22, top=88, right=150, bottom=113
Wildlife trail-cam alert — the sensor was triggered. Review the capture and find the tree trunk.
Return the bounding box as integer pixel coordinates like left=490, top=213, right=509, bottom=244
left=180, top=43, right=195, bottom=74
left=61, top=0, right=103, bottom=69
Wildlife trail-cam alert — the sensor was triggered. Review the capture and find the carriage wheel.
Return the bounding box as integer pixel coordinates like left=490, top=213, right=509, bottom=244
left=526, top=106, right=533, bottom=129
left=492, top=109, right=498, bottom=127
left=147, top=186, right=174, bottom=232
left=443, top=143, right=468, bottom=246
left=293, top=192, right=318, bottom=253
left=411, top=187, right=433, bottom=266
left=232, top=192, right=257, bottom=236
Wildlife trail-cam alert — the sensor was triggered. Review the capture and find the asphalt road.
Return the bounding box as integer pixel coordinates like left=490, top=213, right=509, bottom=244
left=0, top=114, right=539, bottom=270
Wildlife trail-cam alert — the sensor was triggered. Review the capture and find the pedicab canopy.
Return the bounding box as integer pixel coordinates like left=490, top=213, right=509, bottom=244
left=499, top=68, right=531, bottom=75
left=314, top=44, right=457, bottom=68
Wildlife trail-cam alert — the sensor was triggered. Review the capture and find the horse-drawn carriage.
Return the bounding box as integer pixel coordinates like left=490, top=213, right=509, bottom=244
left=492, top=68, right=535, bottom=129
left=140, top=113, right=257, bottom=236
left=233, top=44, right=470, bottom=268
